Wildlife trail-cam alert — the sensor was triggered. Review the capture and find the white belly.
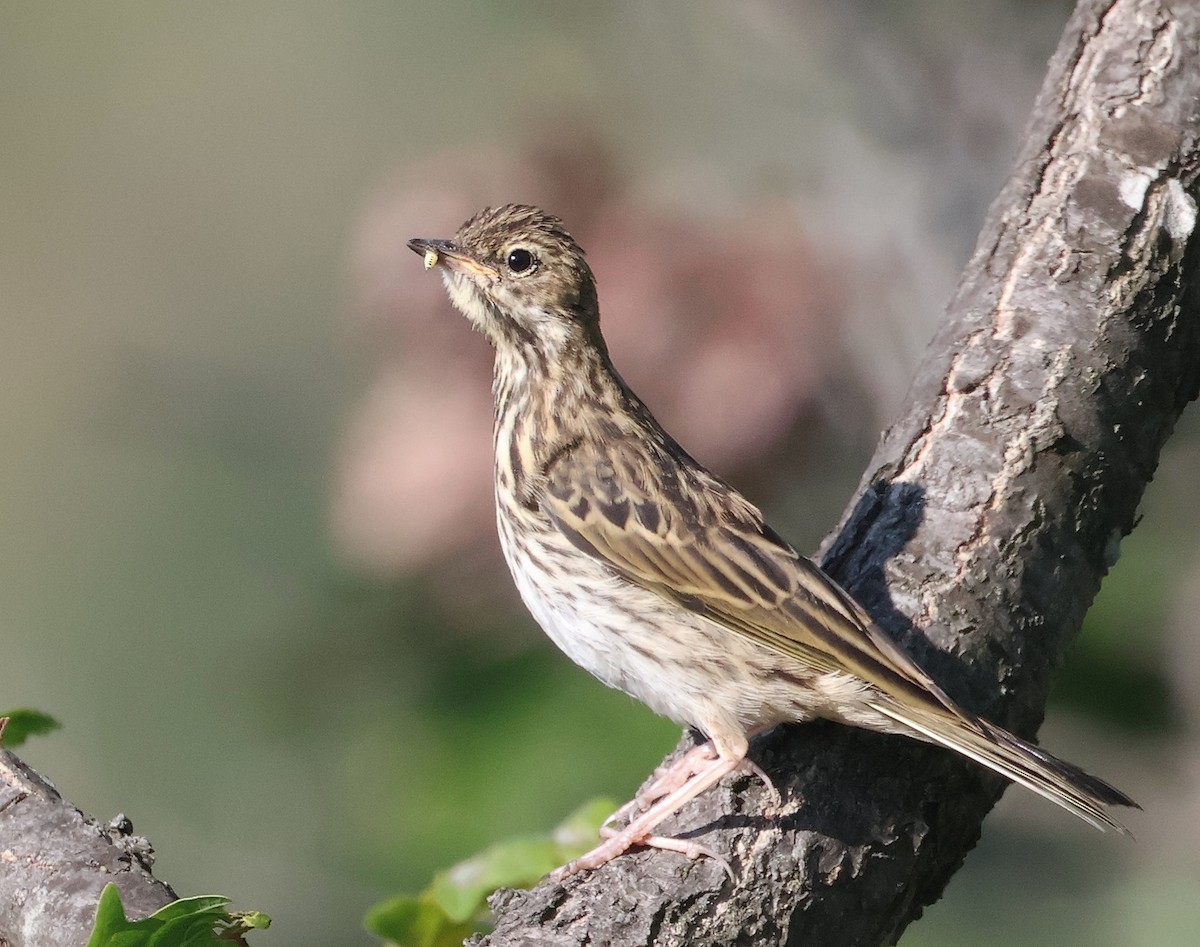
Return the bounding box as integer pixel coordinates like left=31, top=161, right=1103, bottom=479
left=502, top=521, right=680, bottom=713
left=495, top=509, right=831, bottom=743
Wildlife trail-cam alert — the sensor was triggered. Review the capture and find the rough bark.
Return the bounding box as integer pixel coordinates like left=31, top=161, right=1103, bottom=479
left=480, top=1, right=1200, bottom=945
left=0, top=750, right=176, bottom=946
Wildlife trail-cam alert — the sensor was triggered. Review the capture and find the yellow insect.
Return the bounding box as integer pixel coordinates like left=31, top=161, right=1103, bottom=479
left=423, top=248, right=439, bottom=270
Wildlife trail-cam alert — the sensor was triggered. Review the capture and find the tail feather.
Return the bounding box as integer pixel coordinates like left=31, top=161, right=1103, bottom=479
left=870, top=699, right=1139, bottom=835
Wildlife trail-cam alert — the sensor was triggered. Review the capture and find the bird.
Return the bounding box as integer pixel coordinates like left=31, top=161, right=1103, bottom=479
left=406, top=203, right=1137, bottom=879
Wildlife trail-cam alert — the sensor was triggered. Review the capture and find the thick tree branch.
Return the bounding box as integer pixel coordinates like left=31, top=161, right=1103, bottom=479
left=0, top=749, right=176, bottom=946
left=480, top=1, right=1200, bottom=944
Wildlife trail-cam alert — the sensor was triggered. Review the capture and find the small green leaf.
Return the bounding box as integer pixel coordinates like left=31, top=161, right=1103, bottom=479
left=225, top=912, right=272, bottom=933
left=146, top=915, right=208, bottom=947
left=86, top=883, right=269, bottom=947
left=364, top=893, right=473, bottom=947
left=366, top=797, right=616, bottom=945
left=428, top=838, right=559, bottom=922
left=551, top=796, right=618, bottom=852
left=87, top=885, right=132, bottom=947
left=148, top=897, right=232, bottom=922
left=0, top=708, right=62, bottom=747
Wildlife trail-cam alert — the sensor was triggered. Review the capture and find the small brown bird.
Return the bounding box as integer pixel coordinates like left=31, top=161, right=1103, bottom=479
left=408, top=204, right=1136, bottom=879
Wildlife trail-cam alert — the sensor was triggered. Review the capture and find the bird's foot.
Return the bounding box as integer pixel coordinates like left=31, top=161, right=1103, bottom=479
left=602, top=743, right=720, bottom=832
left=552, top=751, right=742, bottom=881
left=742, top=757, right=782, bottom=812
left=602, top=742, right=781, bottom=836
left=596, top=826, right=734, bottom=882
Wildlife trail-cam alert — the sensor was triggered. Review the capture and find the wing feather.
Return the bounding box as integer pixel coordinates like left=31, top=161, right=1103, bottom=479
left=541, top=435, right=965, bottom=719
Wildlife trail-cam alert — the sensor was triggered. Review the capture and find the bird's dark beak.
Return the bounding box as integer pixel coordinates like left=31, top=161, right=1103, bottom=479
left=407, top=238, right=498, bottom=279
left=407, top=237, right=453, bottom=270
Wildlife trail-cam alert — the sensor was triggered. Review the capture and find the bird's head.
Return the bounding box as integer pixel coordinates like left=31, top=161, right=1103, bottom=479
left=408, top=204, right=603, bottom=361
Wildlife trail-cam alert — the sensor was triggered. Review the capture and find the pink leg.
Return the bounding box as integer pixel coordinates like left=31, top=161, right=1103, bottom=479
left=602, top=742, right=780, bottom=834
left=551, top=752, right=742, bottom=880
left=602, top=743, right=719, bottom=832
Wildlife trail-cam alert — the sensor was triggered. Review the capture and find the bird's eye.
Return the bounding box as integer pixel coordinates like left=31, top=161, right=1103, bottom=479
left=506, top=248, right=536, bottom=274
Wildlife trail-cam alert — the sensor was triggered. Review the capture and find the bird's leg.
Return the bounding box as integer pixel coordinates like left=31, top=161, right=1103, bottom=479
left=602, top=742, right=720, bottom=833
left=551, top=752, right=742, bottom=880
left=602, top=741, right=781, bottom=835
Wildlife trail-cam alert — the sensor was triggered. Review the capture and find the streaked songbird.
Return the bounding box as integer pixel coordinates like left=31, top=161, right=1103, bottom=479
left=407, top=204, right=1136, bottom=879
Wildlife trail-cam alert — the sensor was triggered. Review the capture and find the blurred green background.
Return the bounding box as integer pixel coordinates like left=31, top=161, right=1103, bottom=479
left=3, top=2, right=1198, bottom=945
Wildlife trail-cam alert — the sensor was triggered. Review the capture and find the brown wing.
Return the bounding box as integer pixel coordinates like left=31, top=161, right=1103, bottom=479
left=540, top=432, right=964, bottom=717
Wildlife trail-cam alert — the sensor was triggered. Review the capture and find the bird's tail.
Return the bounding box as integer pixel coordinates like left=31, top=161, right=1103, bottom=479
left=869, top=698, right=1139, bottom=834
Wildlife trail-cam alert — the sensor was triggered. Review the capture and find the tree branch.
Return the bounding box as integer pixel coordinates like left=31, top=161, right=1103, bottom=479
left=0, top=749, right=176, bottom=946
left=479, top=1, right=1200, bottom=944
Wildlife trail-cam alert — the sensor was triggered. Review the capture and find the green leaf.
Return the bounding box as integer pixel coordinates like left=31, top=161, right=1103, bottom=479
left=226, top=912, right=272, bottom=932
left=365, top=797, right=615, bottom=945
left=364, top=893, right=473, bottom=947
left=551, top=796, right=617, bottom=851
left=428, top=839, right=557, bottom=922
left=87, top=885, right=132, bottom=947
left=148, top=896, right=231, bottom=922
left=0, top=708, right=62, bottom=747
left=86, top=883, right=270, bottom=947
